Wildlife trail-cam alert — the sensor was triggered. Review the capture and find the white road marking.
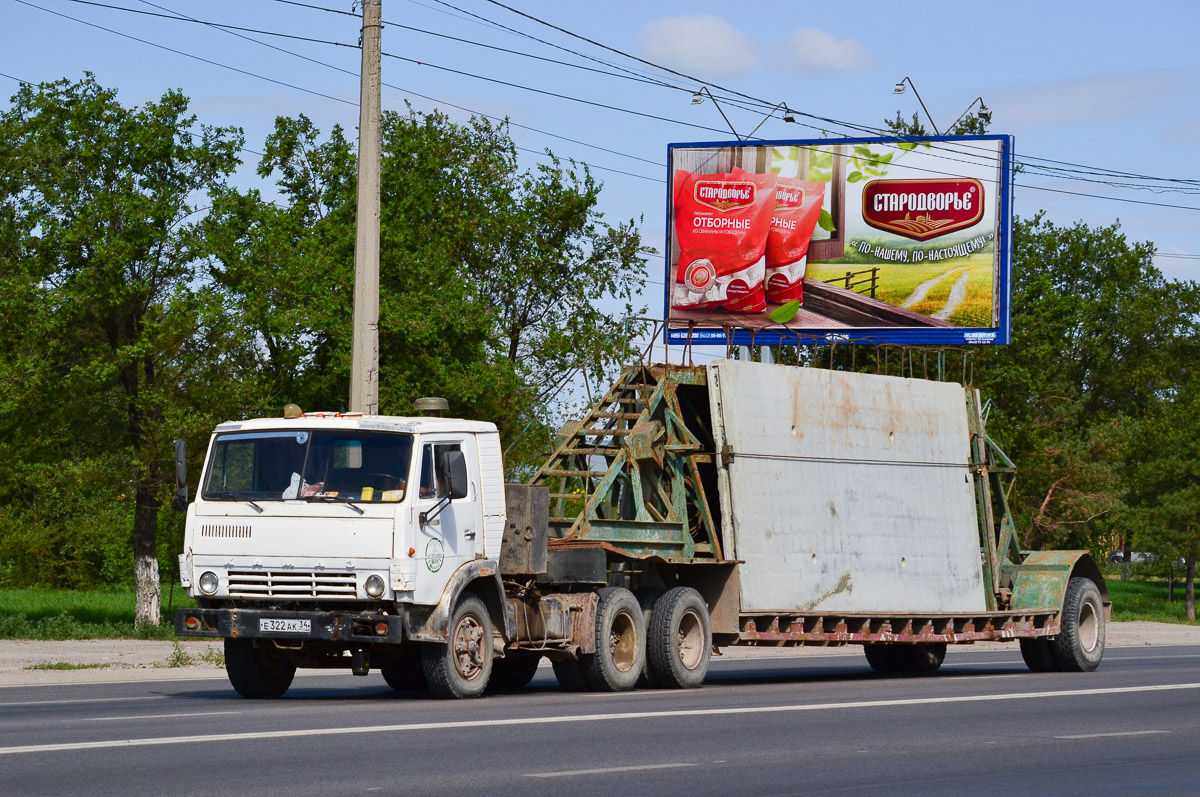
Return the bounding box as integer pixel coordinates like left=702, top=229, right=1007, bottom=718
left=1055, top=730, right=1170, bottom=740
left=0, top=695, right=170, bottom=708
left=527, top=763, right=691, bottom=778
left=1, top=681, right=1198, bottom=757
left=80, top=711, right=241, bottom=722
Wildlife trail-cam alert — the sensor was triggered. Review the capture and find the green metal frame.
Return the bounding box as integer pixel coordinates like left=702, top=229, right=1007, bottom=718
left=532, top=365, right=723, bottom=562
left=966, top=388, right=1099, bottom=613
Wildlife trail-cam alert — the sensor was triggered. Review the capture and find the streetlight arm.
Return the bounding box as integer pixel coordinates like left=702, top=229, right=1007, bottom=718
left=895, top=76, right=941, bottom=136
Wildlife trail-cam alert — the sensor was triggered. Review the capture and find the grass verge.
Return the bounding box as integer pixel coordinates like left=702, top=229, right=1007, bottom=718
left=1106, top=579, right=1199, bottom=625
left=0, top=587, right=197, bottom=640
left=24, top=661, right=110, bottom=671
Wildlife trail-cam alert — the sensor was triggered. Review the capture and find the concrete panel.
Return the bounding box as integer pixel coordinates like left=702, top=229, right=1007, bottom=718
left=708, top=360, right=986, bottom=614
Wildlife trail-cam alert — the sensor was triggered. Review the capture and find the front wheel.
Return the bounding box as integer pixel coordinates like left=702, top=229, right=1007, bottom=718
left=422, top=594, right=493, bottom=699
left=1052, top=577, right=1105, bottom=672
left=1019, top=638, right=1058, bottom=673
left=225, top=639, right=296, bottom=699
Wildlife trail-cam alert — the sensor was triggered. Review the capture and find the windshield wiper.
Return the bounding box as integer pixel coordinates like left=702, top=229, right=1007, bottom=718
left=205, top=492, right=267, bottom=511
left=302, top=494, right=365, bottom=515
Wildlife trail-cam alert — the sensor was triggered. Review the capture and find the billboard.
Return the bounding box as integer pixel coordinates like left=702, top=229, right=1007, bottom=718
left=664, top=134, right=1014, bottom=346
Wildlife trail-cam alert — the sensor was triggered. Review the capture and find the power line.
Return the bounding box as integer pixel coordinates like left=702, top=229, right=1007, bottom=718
left=17, top=0, right=663, bottom=183
left=57, top=0, right=667, bottom=171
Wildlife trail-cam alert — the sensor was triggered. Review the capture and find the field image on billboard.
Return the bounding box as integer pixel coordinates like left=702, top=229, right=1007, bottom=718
left=664, top=134, right=1014, bottom=346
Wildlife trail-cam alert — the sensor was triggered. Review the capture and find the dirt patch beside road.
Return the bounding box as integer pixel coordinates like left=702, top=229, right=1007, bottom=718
left=0, top=621, right=1195, bottom=687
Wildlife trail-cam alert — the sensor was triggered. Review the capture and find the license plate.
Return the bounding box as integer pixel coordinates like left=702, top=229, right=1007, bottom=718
left=259, top=618, right=311, bottom=634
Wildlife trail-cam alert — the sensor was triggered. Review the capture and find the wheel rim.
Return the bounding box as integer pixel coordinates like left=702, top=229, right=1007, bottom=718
left=1078, top=597, right=1100, bottom=654
left=609, top=610, right=638, bottom=673
left=452, top=614, right=486, bottom=681
left=677, top=609, right=704, bottom=670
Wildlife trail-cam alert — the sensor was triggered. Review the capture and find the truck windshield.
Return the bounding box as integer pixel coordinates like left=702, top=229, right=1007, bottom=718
left=202, top=430, right=414, bottom=503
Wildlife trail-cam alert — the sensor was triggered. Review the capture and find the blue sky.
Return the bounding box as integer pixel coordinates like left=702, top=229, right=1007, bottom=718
left=3, top=0, right=1199, bottom=319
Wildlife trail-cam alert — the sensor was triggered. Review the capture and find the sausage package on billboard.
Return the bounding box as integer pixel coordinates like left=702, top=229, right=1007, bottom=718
left=765, top=178, right=826, bottom=305
left=672, top=169, right=777, bottom=313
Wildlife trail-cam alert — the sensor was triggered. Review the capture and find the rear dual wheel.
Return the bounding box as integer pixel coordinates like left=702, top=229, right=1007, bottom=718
left=646, top=587, right=712, bottom=689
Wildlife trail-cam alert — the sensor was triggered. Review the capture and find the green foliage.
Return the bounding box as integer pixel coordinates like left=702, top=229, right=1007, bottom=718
left=0, top=74, right=243, bottom=618
left=1105, top=579, right=1200, bottom=625
left=202, top=107, right=648, bottom=471
left=24, top=661, right=110, bottom=671
left=0, top=587, right=193, bottom=638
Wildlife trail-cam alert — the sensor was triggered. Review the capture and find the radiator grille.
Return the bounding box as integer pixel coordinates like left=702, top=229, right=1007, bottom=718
left=200, top=524, right=252, bottom=539
left=227, top=570, right=357, bottom=598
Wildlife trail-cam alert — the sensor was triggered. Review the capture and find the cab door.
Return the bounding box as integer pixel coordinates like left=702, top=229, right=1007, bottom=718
left=410, top=435, right=479, bottom=606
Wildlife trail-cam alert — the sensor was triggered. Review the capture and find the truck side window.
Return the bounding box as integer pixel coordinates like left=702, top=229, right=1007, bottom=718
left=419, top=443, right=461, bottom=499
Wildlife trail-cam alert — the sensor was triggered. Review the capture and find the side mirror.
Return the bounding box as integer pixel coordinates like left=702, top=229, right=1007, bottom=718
left=173, top=439, right=188, bottom=511
left=441, top=450, right=469, bottom=500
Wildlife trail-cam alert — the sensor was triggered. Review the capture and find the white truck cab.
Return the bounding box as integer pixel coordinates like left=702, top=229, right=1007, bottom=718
left=177, top=409, right=517, bottom=698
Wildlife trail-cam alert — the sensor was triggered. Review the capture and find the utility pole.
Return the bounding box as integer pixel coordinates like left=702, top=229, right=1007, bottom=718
left=350, top=0, right=382, bottom=414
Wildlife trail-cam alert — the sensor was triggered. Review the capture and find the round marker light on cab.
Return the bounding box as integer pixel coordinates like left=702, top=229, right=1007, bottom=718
left=283, top=403, right=303, bottom=419
left=408, top=547, right=416, bottom=557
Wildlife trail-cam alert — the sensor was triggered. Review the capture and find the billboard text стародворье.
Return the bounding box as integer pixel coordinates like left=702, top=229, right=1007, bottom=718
left=664, top=135, right=1013, bottom=346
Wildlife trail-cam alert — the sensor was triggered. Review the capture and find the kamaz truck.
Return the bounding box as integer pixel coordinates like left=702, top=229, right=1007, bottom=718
left=174, top=360, right=1108, bottom=698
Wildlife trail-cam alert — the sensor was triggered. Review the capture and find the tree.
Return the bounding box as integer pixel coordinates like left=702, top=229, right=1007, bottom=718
left=0, top=75, right=241, bottom=623
left=973, top=215, right=1200, bottom=552
left=202, top=108, right=648, bottom=470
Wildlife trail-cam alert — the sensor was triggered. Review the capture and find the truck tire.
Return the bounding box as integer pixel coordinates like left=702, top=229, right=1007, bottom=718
left=224, top=638, right=295, bottom=699
left=581, top=587, right=645, bottom=692
left=635, top=587, right=665, bottom=688
left=422, top=593, right=493, bottom=699
left=865, top=643, right=945, bottom=673
left=1019, top=638, right=1058, bottom=673
left=489, top=653, right=542, bottom=692
left=381, top=651, right=428, bottom=692
left=863, top=644, right=905, bottom=673
left=904, top=643, right=947, bottom=672
left=552, top=658, right=589, bottom=692
left=646, top=587, right=711, bottom=689
left=1051, top=577, right=1105, bottom=672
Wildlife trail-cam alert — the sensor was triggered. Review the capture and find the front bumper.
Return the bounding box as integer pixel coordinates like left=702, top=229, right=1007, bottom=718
left=174, top=607, right=405, bottom=644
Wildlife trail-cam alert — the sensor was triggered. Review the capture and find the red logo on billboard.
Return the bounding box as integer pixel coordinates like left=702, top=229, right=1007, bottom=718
left=694, top=180, right=756, bottom=212
left=861, top=179, right=985, bottom=241
left=774, top=184, right=805, bottom=209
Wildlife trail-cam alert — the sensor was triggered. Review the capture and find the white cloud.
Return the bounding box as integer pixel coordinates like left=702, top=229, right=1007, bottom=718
left=999, top=71, right=1179, bottom=127
left=778, top=28, right=872, bottom=72
left=639, top=16, right=758, bottom=78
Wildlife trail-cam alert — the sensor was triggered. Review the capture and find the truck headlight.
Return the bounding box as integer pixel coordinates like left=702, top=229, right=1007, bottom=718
left=364, top=574, right=385, bottom=598
left=198, top=571, right=219, bottom=595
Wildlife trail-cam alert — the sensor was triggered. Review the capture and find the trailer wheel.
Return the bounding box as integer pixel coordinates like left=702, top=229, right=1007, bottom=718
left=1019, top=639, right=1058, bottom=672
left=904, top=643, right=947, bottom=672
left=863, top=644, right=905, bottom=673
left=224, top=639, right=295, bottom=699
left=422, top=593, right=493, bottom=699
left=551, top=658, right=589, bottom=692
left=635, top=587, right=665, bottom=688
left=581, top=587, right=645, bottom=692
left=1051, top=577, right=1105, bottom=672
left=647, top=587, right=712, bottom=689
left=381, top=651, right=428, bottom=692
left=489, top=653, right=542, bottom=692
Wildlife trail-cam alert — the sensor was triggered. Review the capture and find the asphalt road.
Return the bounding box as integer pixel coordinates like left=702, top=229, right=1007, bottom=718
left=1, top=645, right=1198, bottom=797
